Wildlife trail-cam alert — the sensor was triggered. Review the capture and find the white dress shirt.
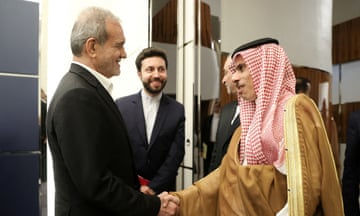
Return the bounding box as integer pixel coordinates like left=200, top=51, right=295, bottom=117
left=141, top=90, right=161, bottom=143
left=72, top=61, right=113, bottom=95
left=210, top=113, right=220, bottom=142
left=231, top=105, right=240, bottom=125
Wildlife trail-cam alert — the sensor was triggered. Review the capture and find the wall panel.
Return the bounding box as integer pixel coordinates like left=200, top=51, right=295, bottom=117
left=0, top=1, right=39, bottom=75
left=0, top=154, right=39, bottom=216
left=0, top=1, right=40, bottom=215
left=0, top=76, right=39, bottom=152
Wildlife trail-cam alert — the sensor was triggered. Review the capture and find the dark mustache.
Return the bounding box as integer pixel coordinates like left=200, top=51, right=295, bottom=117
left=151, top=78, right=162, bottom=82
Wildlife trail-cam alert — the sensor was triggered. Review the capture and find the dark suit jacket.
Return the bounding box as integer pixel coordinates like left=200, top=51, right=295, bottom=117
left=115, top=92, right=185, bottom=193
left=201, top=113, right=217, bottom=175
left=208, top=101, right=239, bottom=172
left=342, top=110, right=360, bottom=216
left=46, top=64, right=160, bottom=216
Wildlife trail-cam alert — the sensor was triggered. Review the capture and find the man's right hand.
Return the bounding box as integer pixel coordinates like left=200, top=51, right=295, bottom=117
left=157, top=192, right=180, bottom=216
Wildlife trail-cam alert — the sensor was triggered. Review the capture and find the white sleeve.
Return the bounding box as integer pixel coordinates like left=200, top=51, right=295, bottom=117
left=276, top=202, right=288, bottom=216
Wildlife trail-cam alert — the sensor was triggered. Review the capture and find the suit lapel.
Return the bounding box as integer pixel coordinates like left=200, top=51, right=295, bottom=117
left=70, top=64, right=124, bottom=125
left=134, top=93, right=148, bottom=145
left=228, top=102, right=240, bottom=136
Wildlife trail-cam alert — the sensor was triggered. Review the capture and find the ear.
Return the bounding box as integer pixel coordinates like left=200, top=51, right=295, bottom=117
left=85, top=37, right=97, bottom=57
left=137, top=71, right=142, bottom=79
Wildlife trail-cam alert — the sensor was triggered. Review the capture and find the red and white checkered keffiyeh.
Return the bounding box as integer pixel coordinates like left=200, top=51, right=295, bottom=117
left=231, top=43, right=295, bottom=167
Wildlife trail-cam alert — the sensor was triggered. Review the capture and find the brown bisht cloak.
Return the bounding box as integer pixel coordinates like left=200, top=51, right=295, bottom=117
left=173, top=95, right=343, bottom=216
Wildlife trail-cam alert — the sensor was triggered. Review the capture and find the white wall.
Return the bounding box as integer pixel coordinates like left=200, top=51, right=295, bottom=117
left=332, top=61, right=360, bottom=104
left=221, top=0, right=333, bottom=72
left=333, top=0, right=360, bottom=25
left=43, top=1, right=149, bottom=215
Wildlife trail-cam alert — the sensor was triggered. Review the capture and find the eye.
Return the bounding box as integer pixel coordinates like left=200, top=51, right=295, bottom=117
left=145, top=67, right=155, bottom=73
left=114, top=42, right=124, bottom=50
left=158, top=66, right=166, bottom=72
left=236, top=63, right=246, bottom=72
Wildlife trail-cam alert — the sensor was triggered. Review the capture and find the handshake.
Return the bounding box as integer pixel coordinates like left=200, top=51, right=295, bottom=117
left=157, top=191, right=180, bottom=216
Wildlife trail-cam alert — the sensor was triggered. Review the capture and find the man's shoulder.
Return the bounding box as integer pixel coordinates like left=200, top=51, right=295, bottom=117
left=160, top=95, right=185, bottom=119
left=163, top=94, right=184, bottom=108
left=115, top=93, right=139, bottom=105
left=220, top=101, right=238, bottom=114
left=223, top=101, right=237, bottom=109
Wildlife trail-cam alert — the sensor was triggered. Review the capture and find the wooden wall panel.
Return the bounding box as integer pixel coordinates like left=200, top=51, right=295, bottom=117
left=293, top=66, right=334, bottom=140
left=293, top=66, right=332, bottom=107
left=152, top=0, right=213, bottom=48
left=195, top=2, right=212, bottom=48
left=332, top=16, right=360, bottom=64
left=152, top=0, right=177, bottom=44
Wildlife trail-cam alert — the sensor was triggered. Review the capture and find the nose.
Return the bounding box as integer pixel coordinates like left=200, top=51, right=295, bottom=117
left=222, top=77, right=226, bottom=85
left=121, top=48, right=127, bottom=58
left=231, top=72, right=238, bottom=84
left=152, top=70, right=160, bottom=77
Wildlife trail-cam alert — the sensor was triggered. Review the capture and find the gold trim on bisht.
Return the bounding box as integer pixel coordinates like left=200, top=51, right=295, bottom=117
left=284, top=94, right=344, bottom=216
left=284, top=95, right=304, bottom=215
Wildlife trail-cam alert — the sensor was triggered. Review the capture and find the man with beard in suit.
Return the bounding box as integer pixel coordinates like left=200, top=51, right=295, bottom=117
left=116, top=47, right=185, bottom=196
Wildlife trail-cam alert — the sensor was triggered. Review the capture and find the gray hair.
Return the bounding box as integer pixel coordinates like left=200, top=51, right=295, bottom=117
left=70, top=7, right=120, bottom=56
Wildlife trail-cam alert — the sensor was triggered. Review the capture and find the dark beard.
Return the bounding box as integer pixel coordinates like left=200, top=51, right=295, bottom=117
left=143, top=79, right=167, bottom=95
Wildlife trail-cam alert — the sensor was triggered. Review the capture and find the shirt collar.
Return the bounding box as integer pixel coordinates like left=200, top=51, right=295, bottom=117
left=72, top=61, right=113, bottom=95
left=231, top=105, right=240, bottom=125
left=141, top=89, right=162, bottom=104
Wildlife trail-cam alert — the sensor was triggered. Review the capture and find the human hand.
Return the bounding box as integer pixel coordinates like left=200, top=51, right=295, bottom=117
left=140, top=185, right=155, bottom=195
left=157, top=192, right=180, bottom=216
